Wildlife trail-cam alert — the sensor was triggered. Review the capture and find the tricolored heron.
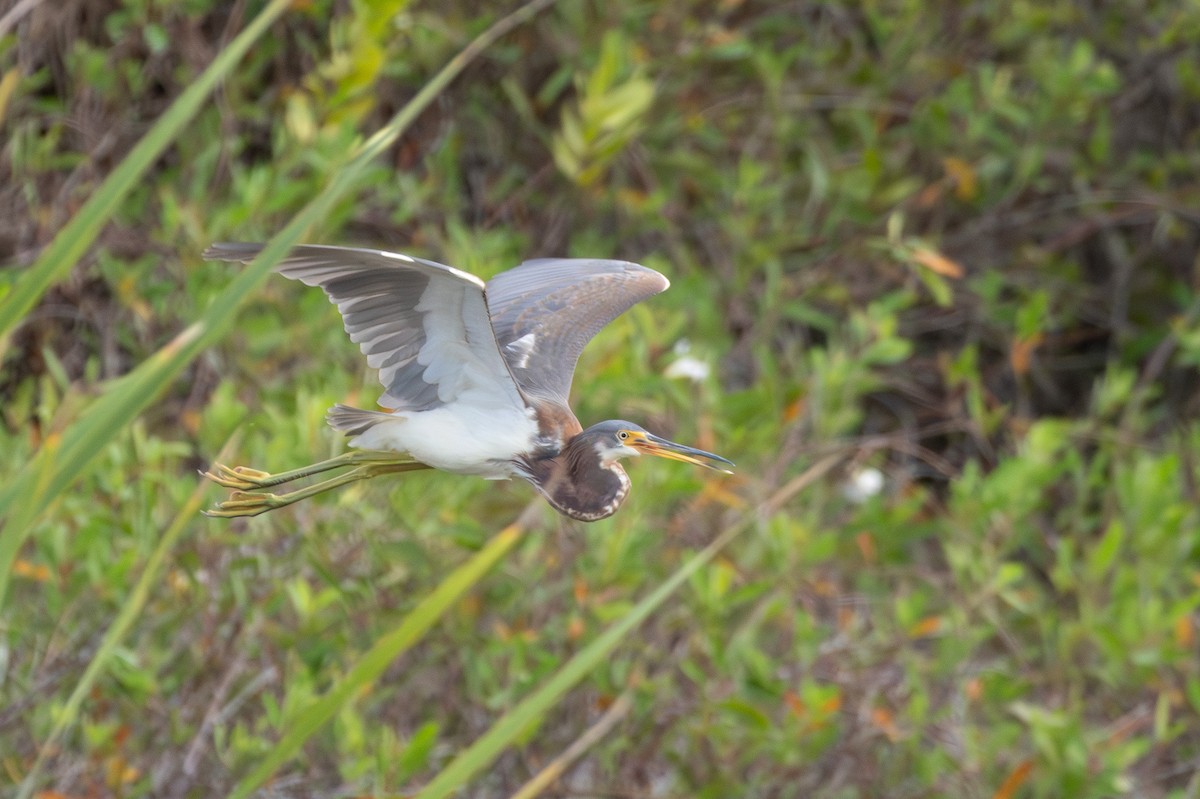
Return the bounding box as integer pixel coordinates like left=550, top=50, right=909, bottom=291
left=202, top=244, right=732, bottom=521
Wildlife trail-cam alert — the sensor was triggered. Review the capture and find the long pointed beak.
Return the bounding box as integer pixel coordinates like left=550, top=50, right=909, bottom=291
left=630, top=432, right=735, bottom=474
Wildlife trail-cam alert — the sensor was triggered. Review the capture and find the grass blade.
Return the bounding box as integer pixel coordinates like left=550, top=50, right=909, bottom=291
left=228, top=522, right=527, bottom=799
left=0, top=0, right=292, bottom=350
left=415, top=455, right=843, bottom=798
left=0, top=0, right=559, bottom=609
left=14, top=434, right=242, bottom=799
left=413, top=520, right=748, bottom=799
left=507, top=691, right=633, bottom=799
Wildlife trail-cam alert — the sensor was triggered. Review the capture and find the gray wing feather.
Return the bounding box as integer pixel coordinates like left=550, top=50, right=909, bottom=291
left=484, top=258, right=669, bottom=405
left=204, top=243, right=528, bottom=413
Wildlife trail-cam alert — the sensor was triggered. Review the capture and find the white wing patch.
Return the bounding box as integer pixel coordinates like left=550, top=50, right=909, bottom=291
left=415, top=279, right=525, bottom=410
left=504, top=332, right=537, bottom=369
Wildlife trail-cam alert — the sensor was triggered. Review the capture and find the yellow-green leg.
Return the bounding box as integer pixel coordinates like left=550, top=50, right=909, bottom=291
left=203, top=450, right=418, bottom=490
left=202, top=452, right=429, bottom=518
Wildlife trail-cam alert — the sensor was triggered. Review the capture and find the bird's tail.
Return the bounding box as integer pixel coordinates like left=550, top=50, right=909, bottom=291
left=326, top=404, right=396, bottom=436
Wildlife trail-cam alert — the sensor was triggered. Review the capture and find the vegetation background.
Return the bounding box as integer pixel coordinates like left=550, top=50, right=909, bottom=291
left=4, top=0, right=1200, bottom=797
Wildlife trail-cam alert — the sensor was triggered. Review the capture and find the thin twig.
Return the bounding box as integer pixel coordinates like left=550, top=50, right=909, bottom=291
left=0, top=0, right=42, bottom=38
left=177, top=616, right=267, bottom=784
left=507, top=691, right=635, bottom=799
left=760, top=452, right=846, bottom=519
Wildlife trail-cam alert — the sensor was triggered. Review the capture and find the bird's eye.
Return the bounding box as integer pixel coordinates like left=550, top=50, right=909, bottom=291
left=618, top=431, right=629, bottom=440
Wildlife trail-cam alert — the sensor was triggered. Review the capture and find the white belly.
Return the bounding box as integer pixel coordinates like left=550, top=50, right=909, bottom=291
left=347, top=404, right=539, bottom=478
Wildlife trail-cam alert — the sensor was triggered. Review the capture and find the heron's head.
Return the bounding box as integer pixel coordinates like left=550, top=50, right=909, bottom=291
left=581, top=420, right=734, bottom=474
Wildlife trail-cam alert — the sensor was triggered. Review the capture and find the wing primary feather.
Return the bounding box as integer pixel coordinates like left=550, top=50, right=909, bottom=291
left=204, top=243, right=529, bottom=415
left=484, top=258, right=669, bottom=405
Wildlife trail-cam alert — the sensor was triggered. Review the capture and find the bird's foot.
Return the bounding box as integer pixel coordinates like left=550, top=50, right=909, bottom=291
left=202, top=463, right=276, bottom=490
left=201, top=490, right=288, bottom=518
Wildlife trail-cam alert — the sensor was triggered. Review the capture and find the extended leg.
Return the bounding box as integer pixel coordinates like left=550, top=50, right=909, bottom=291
left=203, top=450, right=416, bottom=490
left=203, top=460, right=430, bottom=518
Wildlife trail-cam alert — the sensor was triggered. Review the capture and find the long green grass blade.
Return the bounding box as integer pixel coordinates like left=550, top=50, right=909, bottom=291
left=413, top=520, right=750, bottom=799
left=228, top=524, right=526, bottom=799
left=14, top=434, right=242, bottom=799
left=0, top=0, right=291, bottom=349
left=0, top=0, right=558, bottom=609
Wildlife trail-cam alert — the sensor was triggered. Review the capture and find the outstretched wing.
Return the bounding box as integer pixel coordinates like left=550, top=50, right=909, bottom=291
left=204, top=243, right=529, bottom=414
left=484, top=258, right=669, bottom=406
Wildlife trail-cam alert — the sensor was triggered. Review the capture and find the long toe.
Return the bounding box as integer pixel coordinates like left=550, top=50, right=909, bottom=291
left=201, top=490, right=284, bottom=518
left=201, top=467, right=255, bottom=490
left=230, top=465, right=272, bottom=479
left=202, top=463, right=274, bottom=490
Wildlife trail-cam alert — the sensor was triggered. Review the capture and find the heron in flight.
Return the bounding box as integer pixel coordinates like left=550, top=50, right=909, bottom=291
left=202, top=244, right=732, bottom=521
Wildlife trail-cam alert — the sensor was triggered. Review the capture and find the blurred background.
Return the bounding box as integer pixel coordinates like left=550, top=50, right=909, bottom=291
left=4, top=1, right=1200, bottom=796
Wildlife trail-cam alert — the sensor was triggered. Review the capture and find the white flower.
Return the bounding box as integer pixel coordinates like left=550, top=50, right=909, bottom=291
left=665, top=356, right=711, bottom=382
left=842, top=467, right=884, bottom=503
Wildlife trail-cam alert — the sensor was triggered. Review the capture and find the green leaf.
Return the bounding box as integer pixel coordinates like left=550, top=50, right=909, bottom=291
left=0, top=0, right=558, bottom=612
left=413, top=519, right=751, bottom=799
left=1086, top=520, right=1125, bottom=580
left=0, top=0, right=292, bottom=350
left=229, top=524, right=524, bottom=799
left=14, top=434, right=241, bottom=799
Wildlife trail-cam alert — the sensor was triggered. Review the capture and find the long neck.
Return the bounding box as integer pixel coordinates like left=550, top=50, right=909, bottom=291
left=521, top=437, right=630, bottom=522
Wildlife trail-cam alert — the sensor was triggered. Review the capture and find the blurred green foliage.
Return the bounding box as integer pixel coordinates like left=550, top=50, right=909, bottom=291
left=4, top=0, right=1200, bottom=797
